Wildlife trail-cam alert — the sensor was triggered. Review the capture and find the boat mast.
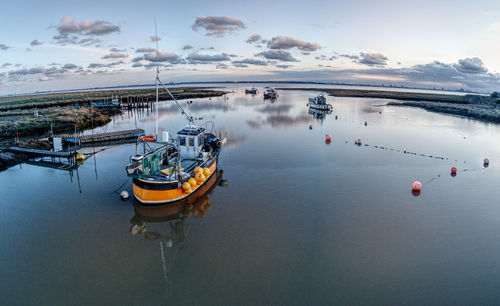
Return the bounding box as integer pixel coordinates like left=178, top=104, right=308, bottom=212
left=155, top=18, right=159, bottom=138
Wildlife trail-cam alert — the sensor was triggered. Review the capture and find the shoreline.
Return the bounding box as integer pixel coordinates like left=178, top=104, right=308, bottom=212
left=0, top=87, right=225, bottom=171
left=0, top=87, right=225, bottom=141
left=278, top=88, right=500, bottom=123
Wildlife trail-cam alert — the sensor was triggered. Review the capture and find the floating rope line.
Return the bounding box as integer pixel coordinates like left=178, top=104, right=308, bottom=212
left=347, top=141, right=469, bottom=164
left=113, top=178, right=130, bottom=194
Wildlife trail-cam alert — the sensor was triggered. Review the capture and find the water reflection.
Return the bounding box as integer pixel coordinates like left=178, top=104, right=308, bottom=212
left=129, top=169, right=227, bottom=296
left=308, top=107, right=332, bottom=124
left=130, top=169, right=227, bottom=239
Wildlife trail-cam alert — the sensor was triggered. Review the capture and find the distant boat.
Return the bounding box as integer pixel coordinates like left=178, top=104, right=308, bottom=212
left=245, top=88, right=258, bottom=94
left=92, top=96, right=121, bottom=108
left=263, top=88, right=278, bottom=99
left=308, top=94, right=332, bottom=110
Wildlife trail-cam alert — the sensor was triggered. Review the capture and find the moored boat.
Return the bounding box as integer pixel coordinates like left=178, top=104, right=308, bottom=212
left=245, top=87, right=258, bottom=94
left=126, top=125, right=224, bottom=205
left=308, top=94, right=332, bottom=110
left=125, top=36, right=226, bottom=205
left=263, top=88, right=278, bottom=99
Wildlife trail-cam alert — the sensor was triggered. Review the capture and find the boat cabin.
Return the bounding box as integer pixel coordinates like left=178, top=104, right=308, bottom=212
left=177, top=125, right=205, bottom=160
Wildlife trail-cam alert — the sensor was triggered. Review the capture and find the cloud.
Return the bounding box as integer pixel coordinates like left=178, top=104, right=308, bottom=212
left=216, top=64, right=229, bottom=69
left=132, top=62, right=143, bottom=68
left=233, top=63, right=248, bottom=68
left=102, top=52, right=128, bottom=59
left=358, top=52, right=388, bottom=66
left=136, top=47, right=156, bottom=53
left=192, top=16, right=245, bottom=36
left=256, top=50, right=298, bottom=62
left=339, top=54, right=360, bottom=60
left=88, top=61, right=124, bottom=69
left=268, top=58, right=499, bottom=91
left=56, top=16, right=120, bottom=36
left=150, top=35, right=161, bottom=42
left=453, top=57, right=488, bottom=74
left=131, top=56, right=143, bottom=62
left=187, top=53, right=230, bottom=64
left=1, top=63, right=12, bottom=68
left=62, top=63, right=78, bottom=69
left=8, top=66, right=44, bottom=76
left=275, top=64, right=293, bottom=69
left=0, top=43, right=10, bottom=50
left=183, top=44, right=194, bottom=50
left=246, top=34, right=262, bottom=43
left=315, top=54, right=337, bottom=61
left=78, top=37, right=101, bottom=46
left=144, top=50, right=183, bottom=64
left=232, top=58, right=268, bottom=66
left=109, top=47, right=125, bottom=52
left=30, top=40, right=42, bottom=47
left=267, top=36, right=321, bottom=51
left=53, top=34, right=101, bottom=46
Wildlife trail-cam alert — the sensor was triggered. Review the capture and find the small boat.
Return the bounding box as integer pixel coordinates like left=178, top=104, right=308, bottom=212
left=308, top=94, right=332, bottom=110
left=92, top=96, right=121, bottom=109
left=263, top=88, right=278, bottom=99
left=245, top=87, right=258, bottom=94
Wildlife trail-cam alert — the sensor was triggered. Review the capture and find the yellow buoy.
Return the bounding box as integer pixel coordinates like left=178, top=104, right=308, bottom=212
left=194, top=167, right=203, bottom=174
left=185, top=188, right=193, bottom=194
left=188, top=178, right=197, bottom=187
left=182, top=182, right=191, bottom=190
left=195, top=172, right=206, bottom=183
left=203, top=168, right=210, bottom=176
left=76, top=153, right=85, bottom=161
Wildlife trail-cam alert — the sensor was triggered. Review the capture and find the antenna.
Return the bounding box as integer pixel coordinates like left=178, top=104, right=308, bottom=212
left=155, top=17, right=159, bottom=138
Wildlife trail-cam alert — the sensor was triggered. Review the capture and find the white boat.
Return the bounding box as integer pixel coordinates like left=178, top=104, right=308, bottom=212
left=308, top=94, right=332, bottom=110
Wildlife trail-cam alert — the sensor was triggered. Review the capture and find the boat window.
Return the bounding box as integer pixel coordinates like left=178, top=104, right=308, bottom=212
left=198, top=134, right=204, bottom=146
left=179, top=136, right=186, bottom=146
left=189, top=137, right=195, bottom=146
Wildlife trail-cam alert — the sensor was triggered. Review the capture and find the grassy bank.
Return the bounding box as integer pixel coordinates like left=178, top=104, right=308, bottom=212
left=0, top=87, right=225, bottom=141
left=0, top=87, right=225, bottom=111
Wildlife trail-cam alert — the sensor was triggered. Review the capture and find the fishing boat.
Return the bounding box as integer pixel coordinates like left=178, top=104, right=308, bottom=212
left=263, top=88, right=278, bottom=99
left=125, top=31, right=225, bottom=205
left=92, top=95, right=121, bottom=109
left=245, top=87, right=258, bottom=94
left=308, top=94, right=332, bottom=110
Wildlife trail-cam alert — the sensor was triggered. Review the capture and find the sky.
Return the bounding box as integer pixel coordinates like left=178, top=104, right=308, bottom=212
left=0, top=0, right=500, bottom=95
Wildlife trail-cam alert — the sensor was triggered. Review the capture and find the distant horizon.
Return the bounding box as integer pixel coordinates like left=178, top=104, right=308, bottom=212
left=0, top=79, right=487, bottom=98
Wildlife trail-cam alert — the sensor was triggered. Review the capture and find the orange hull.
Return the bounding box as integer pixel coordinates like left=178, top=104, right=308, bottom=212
left=133, top=158, right=218, bottom=204
left=133, top=169, right=221, bottom=219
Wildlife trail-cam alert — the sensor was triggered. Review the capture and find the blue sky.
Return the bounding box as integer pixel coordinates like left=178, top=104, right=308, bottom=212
left=0, top=0, right=499, bottom=94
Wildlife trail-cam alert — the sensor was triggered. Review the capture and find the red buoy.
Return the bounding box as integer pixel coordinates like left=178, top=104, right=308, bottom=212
left=325, top=134, right=332, bottom=144
left=451, top=167, right=457, bottom=174
left=484, top=158, right=489, bottom=166
left=412, top=181, right=421, bottom=191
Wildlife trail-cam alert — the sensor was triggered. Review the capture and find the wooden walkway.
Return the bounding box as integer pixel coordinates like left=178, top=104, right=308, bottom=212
left=59, top=128, right=145, bottom=144
left=9, top=147, right=75, bottom=158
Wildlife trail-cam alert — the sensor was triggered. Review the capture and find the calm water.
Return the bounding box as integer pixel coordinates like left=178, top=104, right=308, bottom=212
left=1, top=88, right=500, bottom=305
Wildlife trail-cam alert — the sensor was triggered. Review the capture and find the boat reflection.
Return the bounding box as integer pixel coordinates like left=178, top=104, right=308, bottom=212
left=130, top=169, right=228, bottom=240
left=129, top=169, right=227, bottom=295
left=308, top=107, right=332, bottom=124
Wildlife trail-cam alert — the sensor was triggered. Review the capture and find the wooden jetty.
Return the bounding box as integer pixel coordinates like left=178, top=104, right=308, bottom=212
left=59, top=128, right=145, bottom=144
left=9, top=146, right=75, bottom=158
